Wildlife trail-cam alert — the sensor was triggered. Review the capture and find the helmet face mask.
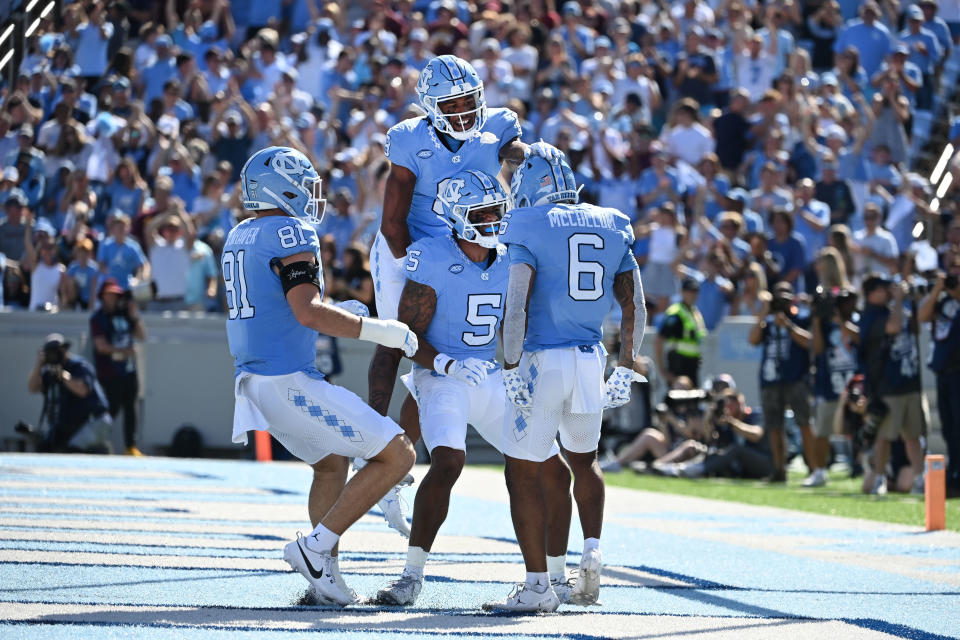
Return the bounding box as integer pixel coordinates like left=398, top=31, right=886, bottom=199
left=436, top=170, right=507, bottom=249
left=510, top=154, right=580, bottom=209
left=241, top=146, right=327, bottom=225
left=417, top=55, right=487, bottom=141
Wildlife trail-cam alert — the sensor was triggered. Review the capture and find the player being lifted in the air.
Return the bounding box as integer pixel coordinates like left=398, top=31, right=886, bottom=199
left=222, top=146, right=418, bottom=606
left=484, top=154, right=648, bottom=613
left=373, top=169, right=577, bottom=607
left=366, top=56, right=567, bottom=536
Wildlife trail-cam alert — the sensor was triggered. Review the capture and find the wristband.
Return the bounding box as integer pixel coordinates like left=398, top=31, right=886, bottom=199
left=433, top=353, right=453, bottom=375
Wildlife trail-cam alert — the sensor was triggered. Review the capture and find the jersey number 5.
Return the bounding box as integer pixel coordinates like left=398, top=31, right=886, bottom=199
left=462, top=293, right=502, bottom=346
left=222, top=250, right=255, bottom=320
left=568, top=233, right=605, bottom=301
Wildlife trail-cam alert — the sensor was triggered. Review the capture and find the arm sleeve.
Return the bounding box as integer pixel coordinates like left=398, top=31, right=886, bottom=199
left=632, top=269, right=647, bottom=355
left=503, top=262, right=533, bottom=365
left=384, top=125, right=420, bottom=176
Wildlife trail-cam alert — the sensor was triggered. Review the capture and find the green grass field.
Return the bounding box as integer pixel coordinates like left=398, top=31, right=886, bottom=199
left=602, top=468, right=960, bottom=531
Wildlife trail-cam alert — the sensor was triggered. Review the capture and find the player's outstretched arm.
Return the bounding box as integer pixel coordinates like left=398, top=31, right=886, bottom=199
left=380, top=164, right=417, bottom=259
left=280, top=252, right=417, bottom=355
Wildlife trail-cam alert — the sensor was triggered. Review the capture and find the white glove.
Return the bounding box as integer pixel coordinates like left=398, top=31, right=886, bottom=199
left=359, top=318, right=418, bottom=357
left=526, top=139, right=564, bottom=162
left=445, top=357, right=495, bottom=387
left=503, top=367, right=533, bottom=412
left=334, top=299, right=370, bottom=318
left=603, top=366, right=647, bottom=410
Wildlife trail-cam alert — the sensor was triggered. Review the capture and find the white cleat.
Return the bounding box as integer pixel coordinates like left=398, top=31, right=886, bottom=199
left=551, top=578, right=575, bottom=604
left=378, top=484, right=411, bottom=538
left=283, top=535, right=357, bottom=606
left=354, top=458, right=414, bottom=537
left=482, top=583, right=560, bottom=613
left=374, top=570, right=424, bottom=605
left=568, top=548, right=602, bottom=606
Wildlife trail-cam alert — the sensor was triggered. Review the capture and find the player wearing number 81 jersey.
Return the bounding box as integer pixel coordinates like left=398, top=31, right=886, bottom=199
left=484, top=153, right=647, bottom=613
left=222, top=146, right=418, bottom=607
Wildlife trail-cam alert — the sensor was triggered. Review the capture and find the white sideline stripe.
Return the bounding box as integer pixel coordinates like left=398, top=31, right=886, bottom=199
left=0, top=603, right=901, bottom=639
left=0, top=549, right=284, bottom=571
left=0, top=480, right=283, bottom=495
left=2, top=466, right=210, bottom=481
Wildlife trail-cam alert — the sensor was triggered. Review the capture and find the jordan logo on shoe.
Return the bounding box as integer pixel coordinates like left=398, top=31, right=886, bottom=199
left=297, top=540, right=324, bottom=579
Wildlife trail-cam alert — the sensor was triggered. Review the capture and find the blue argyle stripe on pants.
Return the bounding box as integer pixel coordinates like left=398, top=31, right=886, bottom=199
left=287, top=388, right=364, bottom=443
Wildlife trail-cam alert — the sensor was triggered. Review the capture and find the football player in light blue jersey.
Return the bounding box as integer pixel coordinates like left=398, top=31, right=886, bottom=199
left=222, top=146, right=419, bottom=607
left=373, top=170, right=574, bottom=608
left=367, top=54, right=563, bottom=447
left=483, top=154, right=648, bottom=613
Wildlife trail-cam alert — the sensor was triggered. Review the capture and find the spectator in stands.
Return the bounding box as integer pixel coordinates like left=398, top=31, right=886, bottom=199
left=104, top=158, right=147, bottom=220
left=27, top=333, right=108, bottom=453
left=853, top=202, right=899, bottom=278
left=0, top=190, right=29, bottom=262
left=900, top=3, right=942, bottom=110
left=660, top=99, right=714, bottom=166
left=767, top=209, right=807, bottom=289
left=98, top=213, right=149, bottom=291
left=141, top=34, right=177, bottom=105
left=749, top=281, right=812, bottom=483
left=713, top=89, right=752, bottom=172
left=815, top=153, right=856, bottom=225
left=70, top=2, right=115, bottom=88
left=62, top=237, right=99, bottom=310
left=794, top=178, right=832, bottom=294
left=91, top=278, right=145, bottom=456
left=833, top=1, right=892, bottom=76
left=732, top=261, right=770, bottom=317
left=144, top=209, right=194, bottom=312
left=23, top=233, right=65, bottom=312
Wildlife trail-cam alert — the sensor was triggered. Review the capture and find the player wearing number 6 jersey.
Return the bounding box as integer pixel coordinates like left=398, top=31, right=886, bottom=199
left=374, top=170, right=574, bottom=607
left=484, top=154, right=648, bottom=613
left=222, top=146, right=417, bottom=606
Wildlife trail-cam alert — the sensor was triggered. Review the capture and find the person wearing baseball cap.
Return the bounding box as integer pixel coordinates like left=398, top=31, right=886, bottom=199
left=749, top=280, right=813, bottom=483
left=656, top=276, right=707, bottom=387
left=27, top=331, right=108, bottom=453
left=91, top=277, right=146, bottom=456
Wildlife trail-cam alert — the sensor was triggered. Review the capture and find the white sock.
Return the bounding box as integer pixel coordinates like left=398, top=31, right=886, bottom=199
left=307, top=523, right=339, bottom=552
left=404, top=546, right=428, bottom=577
left=584, top=537, right=600, bottom=553
left=526, top=571, right=549, bottom=592
left=547, top=555, right=566, bottom=583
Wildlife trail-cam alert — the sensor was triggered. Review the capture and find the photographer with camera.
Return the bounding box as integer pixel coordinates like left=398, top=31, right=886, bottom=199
left=808, top=248, right=860, bottom=487
left=90, top=278, right=146, bottom=456
left=749, top=281, right=812, bottom=483
left=660, top=389, right=774, bottom=480
left=917, top=259, right=960, bottom=496
left=857, top=274, right=926, bottom=495
left=25, top=333, right=108, bottom=452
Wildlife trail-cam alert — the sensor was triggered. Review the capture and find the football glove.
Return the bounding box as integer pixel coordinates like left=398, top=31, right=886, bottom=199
left=526, top=139, right=564, bottom=162
left=447, top=358, right=496, bottom=387
left=503, top=367, right=533, bottom=412
left=603, top=366, right=647, bottom=410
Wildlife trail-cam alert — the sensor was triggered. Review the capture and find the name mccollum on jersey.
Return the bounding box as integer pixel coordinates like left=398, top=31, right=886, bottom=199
left=547, top=209, right=618, bottom=230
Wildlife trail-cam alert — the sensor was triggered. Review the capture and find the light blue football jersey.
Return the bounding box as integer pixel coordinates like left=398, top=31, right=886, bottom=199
left=222, top=215, right=324, bottom=378
left=404, top=234, right=508, bottom=364
left=499, top=203, right=638, bottom=353
left=385, top=108, right=522, bottom=242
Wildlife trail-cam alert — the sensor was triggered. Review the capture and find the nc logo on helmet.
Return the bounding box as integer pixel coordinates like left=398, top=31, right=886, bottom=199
left=443, top=178, right=466, bottom=204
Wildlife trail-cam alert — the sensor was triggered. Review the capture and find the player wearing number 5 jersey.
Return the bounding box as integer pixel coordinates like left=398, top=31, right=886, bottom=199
left=222, top=146, right=418, bottom=606
left=485, top=154, right=647, bottom=613
left=374, top=170, right=573, bottom=607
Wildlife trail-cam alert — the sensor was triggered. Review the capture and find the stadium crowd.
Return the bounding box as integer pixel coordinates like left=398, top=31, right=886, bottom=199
left=3, top=0, right=960, bottom=492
